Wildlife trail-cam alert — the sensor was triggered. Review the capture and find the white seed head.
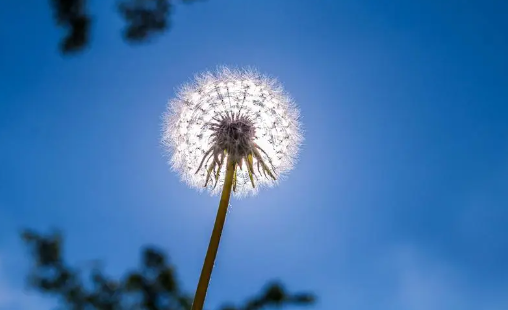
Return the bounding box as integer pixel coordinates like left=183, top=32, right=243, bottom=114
left=162, top=67, right=302, bottom=197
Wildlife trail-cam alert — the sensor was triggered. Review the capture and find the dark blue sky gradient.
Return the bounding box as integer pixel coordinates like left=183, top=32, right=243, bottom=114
left=1, top=0, right=507, bottom=309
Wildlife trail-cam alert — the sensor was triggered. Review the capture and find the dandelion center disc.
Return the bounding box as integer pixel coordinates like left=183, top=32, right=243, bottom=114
left=211, top=113, right=256, bottom=159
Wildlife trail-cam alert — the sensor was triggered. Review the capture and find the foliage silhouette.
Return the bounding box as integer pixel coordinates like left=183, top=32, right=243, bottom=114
left=21, top=229, right=316, bottom=310
left=49, top=0, right=200, bottom=54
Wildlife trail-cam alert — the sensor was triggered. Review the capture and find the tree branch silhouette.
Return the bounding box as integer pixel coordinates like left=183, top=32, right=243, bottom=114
left=21, top=229, right=316, bottom=310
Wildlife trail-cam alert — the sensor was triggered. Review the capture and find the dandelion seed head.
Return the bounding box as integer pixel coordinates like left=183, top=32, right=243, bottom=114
left=162, top=67, right=302, bottom=197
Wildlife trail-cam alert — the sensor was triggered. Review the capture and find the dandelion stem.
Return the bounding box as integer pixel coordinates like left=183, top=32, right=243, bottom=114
left=191, top=156, right=236, bottom=310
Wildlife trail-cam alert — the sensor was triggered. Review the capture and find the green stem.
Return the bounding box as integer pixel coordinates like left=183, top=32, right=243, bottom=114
left=191, top=156, right=236, bottom=310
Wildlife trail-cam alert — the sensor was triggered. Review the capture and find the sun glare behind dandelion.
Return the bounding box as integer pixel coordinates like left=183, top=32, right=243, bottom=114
left=162, top=67, right=302, bottom=197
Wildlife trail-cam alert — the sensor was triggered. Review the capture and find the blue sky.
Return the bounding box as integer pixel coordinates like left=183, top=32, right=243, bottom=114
left=1, top=0, right=508, bottom=309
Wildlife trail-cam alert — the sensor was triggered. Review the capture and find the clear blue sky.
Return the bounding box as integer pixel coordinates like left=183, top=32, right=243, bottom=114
left=1, top=0, right=507, bottom=309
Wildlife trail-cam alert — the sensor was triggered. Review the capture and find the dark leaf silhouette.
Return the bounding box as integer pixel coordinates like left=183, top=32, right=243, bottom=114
left=118, top=0, right=171, bottom=42
left=22, top=230, right=315, bottom=310
left=50, top=0, right=91, bottom=53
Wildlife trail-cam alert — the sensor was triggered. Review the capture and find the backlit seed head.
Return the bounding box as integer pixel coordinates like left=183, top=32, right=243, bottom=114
left=162, top=67, right=302, bottom=197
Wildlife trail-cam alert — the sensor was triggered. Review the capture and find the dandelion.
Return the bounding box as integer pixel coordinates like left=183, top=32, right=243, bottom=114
left=162, top=67, right=302, bottom=310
